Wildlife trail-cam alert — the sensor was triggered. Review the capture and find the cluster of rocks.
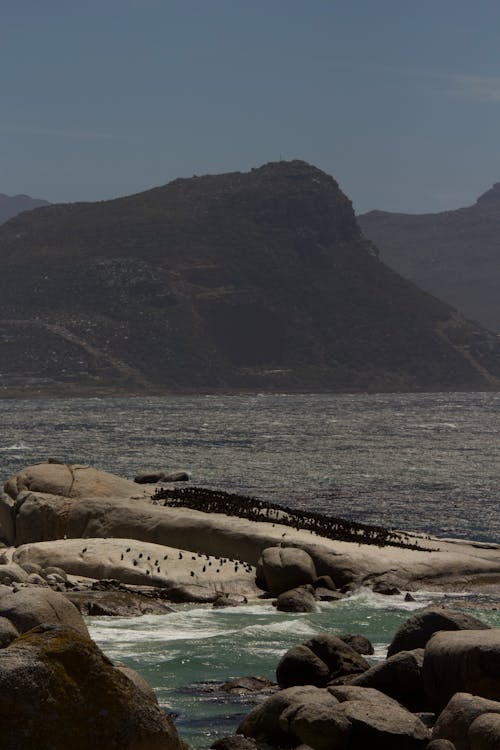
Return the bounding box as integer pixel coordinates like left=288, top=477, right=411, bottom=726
left=215, top=607, right=500, bottom=750
left=0, top=584, right=180, bottom=749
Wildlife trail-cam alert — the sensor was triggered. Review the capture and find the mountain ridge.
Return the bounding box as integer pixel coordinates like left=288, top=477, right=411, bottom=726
left=358, top=183, right=500, bottom=332
left=1, top=160, right=500, bottom=396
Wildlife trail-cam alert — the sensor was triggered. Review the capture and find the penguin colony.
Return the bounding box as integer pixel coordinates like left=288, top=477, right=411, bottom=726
left=152, top=486, right=426, bottom=551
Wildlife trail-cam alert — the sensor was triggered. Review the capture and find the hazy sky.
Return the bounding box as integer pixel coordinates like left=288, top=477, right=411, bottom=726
left=2, top=1, right=500, bottom=213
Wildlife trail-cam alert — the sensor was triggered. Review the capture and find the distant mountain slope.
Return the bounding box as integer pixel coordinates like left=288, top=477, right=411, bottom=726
left=1, top=160, right=500, bottom=396
left=358, top=184, right=500, bottom=332
left=0, top=193, right=50, bottom=225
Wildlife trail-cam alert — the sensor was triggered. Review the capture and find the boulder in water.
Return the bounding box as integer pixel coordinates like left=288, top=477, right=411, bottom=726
left=432, top=692, right=500, bottom=750
left=276, top=585, right=318, bottom=613
left=0, top=624, right=181, bottom=750
left=387, top=607, right=490, bottom=657
left=0, top=587, right=89, bottom=638
left=256, top=546, right=317, bottom=594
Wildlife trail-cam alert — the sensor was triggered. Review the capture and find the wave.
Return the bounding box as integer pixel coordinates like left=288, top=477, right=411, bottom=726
left=1, top=443, right=31, bottom=451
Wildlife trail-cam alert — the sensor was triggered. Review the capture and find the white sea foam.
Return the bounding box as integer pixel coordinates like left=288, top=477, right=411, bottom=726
left=2, top=443, right=31, bottom=451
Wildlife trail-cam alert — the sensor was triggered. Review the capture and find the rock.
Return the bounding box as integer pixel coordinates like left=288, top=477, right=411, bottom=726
left=256, top=547, right=317, bottom=594
left=314, top=587, right=344, bottom=602
left=134, top=472, right=166, bottom=484
left=426, top=741, right=456, bottom=750
left=313, top=575, right=337, bottom=591
left=27, top=573, right=48, bottom=586
left=276, top=634, right=369, bottom=689
left=211, top=736, right=258, bottom=750
left=219, top=675, right=276, bottom=694
left=387, top=607, right=490, bottom=657
left=350, top=648, right=427, bottom=711
left=276, top=645, right=331, bottom=688
left=19, top=561, right=42, bottom=575
left=237, top=684, right=338, bottom=747
left=432, top=693, right=500, bottom=750
left=0, top=587, right=89, bottom=637
left=0, top=616, right=18, bottom=648
left=468, top=713, right=500, bottom=750
left=0, top=624, right=181, bottom=750
left=372, top=580, right=402, bottom=595
left=307, top=634, right=370, bottom=682
left=116, top=664, right=160, bottom=704
left=0, top=563, right=29, bottom=585
left=164, top=584, right=219, bottom=603
left=0, top=492, right=15, bottom=545
left=405, top=593, right=417, bottom=602
left=5, top=462, right=148, bottom=501
left=238, top=682, right=429, bottom=750
left=163, top=471, right=190, bottom=482
left=276, top=585, right=318, bottom=612
left=339, top=634, right=374, bottom=655
left=423, top=630, right=500, bottom=711
left=212, top=592, right=247, bottom=608
left=42, top=565, right=68, bottom=581
left=65, top=590, right=173, bottom=617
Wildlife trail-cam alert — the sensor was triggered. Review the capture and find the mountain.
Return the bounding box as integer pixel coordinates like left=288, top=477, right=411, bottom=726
left=1, top=160, right=500, bottom=396
left=0, top=193, right=50, bottom=225
left=358, top=184, right=500, bottom=332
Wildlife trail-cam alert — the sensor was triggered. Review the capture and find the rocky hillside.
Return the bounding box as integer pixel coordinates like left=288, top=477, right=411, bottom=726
left=1, top=160, right=500, bottom=396
left=0, top=193, right=50, bottom=225
left=358, top=184, right=500, bottom=332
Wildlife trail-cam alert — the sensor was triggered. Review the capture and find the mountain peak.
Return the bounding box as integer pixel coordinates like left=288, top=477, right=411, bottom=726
left=475, top=182, right=500, bottom=207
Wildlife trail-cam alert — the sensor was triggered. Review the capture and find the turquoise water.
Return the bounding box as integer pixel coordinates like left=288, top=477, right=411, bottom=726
left=88, top=590, right=500, bottom=748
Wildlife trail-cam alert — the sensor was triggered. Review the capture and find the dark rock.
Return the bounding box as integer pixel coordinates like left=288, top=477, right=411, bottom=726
left=350, top=648, right=427, bottom=711
left=305, top=634, right=370, bottom=681
left=212, top=592, right=248, bottom=608
left=387, top=607, right=490, bottom=657
left=211, top=736, right=258, bottom=750
left=276, top=586, right=318, bottom=613
left=468, top=712, right=500, bottom=750
left=134, top=471, right=166, bottom=484
left=163, top=583, right=218, bottom=603
left=313, top=575, right=337, bottom=591
left=340, top=633, right=374, bottom=655
left=163, top=471, right=190, bottom=482
left=277, top=634, right=370, bottom=689
left=423, top=630, right=500, bottom=711
left=372, top=580, right=402, bottom=596
left=65, top=590, right=173, bottom=617
left=406, top=593, right=417, bottom=602
left=426, top=741, right=456, bottom=750
left=219, top=676, right=276, bottom=694
left=314, top=587, right=344, bottom=602
left=0, top=624, right=180, bottom=750
left=432, top=693, right=500, bottom=750
left=0, top=616, right=18, bottom=648
left=276, top=645, right=331, bottom=688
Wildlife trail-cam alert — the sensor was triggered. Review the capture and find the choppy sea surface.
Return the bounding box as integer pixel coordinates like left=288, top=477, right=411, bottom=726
left=1, top=392, right=500, bottom=746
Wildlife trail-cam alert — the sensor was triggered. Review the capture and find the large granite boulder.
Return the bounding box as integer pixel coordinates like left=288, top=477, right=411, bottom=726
left=432, top=693, right=500, bottom=750
left=5, top=462, right=149, bottom=501
left=0, top=616, right=18, bottom=648
left=0, top=587, right=89, bottom=638
left=276, top=634, right=369, bottom=688
left=423, top=630, right=500, bottom=711
left=276, top=585, right=318, bottom=612
left=468, top=712, right=500, bottom=750
left=0, top=624, right=180, bottom=750
left=256, top=547, right=317, bottom=594
left=0, top=562, right=29, bottom=585
left=0, top=492, right=15, bottom=545
left=350, top=648, right=427, bottom=711
left=238, top=683, right=429, bottom=749
left=387, top=607, right=490, bottom=657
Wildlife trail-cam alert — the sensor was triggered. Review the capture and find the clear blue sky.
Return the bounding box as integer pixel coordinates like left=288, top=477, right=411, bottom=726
left=2, top=0, right=500, bottom=213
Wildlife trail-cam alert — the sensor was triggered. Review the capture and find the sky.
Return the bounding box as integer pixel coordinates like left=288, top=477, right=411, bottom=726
left=2, top=0, right=500, bottom=213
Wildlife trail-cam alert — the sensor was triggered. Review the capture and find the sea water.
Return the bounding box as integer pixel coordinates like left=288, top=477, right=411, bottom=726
left=1, top=392, right=500, bottom=746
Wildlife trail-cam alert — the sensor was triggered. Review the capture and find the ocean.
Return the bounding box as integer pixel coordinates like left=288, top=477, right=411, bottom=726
left=2, top=392, right=500, bottom=746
